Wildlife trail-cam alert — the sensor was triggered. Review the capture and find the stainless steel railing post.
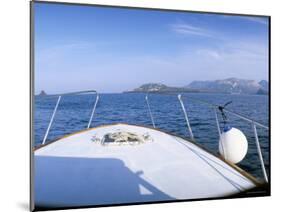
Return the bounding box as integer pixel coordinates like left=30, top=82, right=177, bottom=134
left=145, top=95, right=156, bottom=128
left=214, top=108, right=227, bottom=160
left=214, top=108, right=221, bottom=137
left=87, top=94, right=99, bottom=129
left=178, top=94, right=194, bottom=140
left=42, top=95, right=61, bottom=145
left=252, top=122, right=268, bottom=183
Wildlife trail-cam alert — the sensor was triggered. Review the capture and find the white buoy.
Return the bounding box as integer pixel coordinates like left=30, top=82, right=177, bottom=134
left=219, top=127, right=248, bottom=164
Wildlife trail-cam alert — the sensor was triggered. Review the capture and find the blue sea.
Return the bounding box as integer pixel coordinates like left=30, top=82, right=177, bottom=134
left=34, top=93, right=269, bottom=180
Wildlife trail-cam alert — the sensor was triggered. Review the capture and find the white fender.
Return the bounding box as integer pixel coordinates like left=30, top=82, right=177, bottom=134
left=219, top=127, right=248, bottom=164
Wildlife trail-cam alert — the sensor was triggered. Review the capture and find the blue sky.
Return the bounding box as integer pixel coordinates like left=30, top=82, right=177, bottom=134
left=34, top=2, right=269, bottom=94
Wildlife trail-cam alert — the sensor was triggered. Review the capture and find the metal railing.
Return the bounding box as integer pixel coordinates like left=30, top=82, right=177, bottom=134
left=39, top=91, right=269, bottom=182
left=145, top=93, right=269, bottom=183
left=145, top=94, right=156, bottom=128
left=178, top=94, right=195, bottom=140
left=39, top=90, right=99, bottom=145
left=179, top=95, right=269, bottom=183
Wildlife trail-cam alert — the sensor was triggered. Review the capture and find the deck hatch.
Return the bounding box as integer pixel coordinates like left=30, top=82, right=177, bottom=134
left=92, top=131, right=153, bottom=145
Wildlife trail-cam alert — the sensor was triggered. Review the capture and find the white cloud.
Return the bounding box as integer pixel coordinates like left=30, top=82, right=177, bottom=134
left=35, top=39, right=268, bottom=93
left=242, top=17, right=268, bottom=25
left=195, top=40, right=267, bottom=63
left=35, top=27, right=268, bottom=93
left=171, top=23, right=214, bottom=37
left=221, top=15, right=268, bottom=25
left=196, top=49, right=222, bottom=59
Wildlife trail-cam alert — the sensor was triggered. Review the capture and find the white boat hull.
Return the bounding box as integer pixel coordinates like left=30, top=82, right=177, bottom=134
left=34, top=124, right=257, bottom=207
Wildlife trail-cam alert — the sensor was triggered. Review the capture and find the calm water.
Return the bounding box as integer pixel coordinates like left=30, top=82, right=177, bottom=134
left=34, top=93, right=269, bottom=180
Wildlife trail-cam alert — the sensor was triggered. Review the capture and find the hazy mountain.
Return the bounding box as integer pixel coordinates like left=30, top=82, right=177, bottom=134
left=186, top=78, right=267, bottom=94
left=125, top=79, right=268, bottom=95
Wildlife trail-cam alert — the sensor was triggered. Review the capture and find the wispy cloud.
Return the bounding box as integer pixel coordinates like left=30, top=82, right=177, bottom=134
left=195, top=40, right=267, bottom=62
left=171, top=23, right=213, bottom=37
left=36, top=40, right=113, bottom=67
left=242, top=17, right=268, bottom=25
left=221, top=15, right=268, bottom=25
left=196, top=49, right=222, bottom=59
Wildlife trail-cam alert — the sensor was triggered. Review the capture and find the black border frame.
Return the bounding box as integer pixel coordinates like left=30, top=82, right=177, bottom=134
left=30, top=1, right=271, bottom=211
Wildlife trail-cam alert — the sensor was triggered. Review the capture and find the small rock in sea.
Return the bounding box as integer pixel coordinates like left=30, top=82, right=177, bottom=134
left=39, top=90, right=47, bottom=96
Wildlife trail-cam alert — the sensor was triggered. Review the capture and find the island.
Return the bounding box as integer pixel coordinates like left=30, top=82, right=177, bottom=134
left=124, top=78, right=268, bottom=95
left=38, top=90, right=47, bottom=96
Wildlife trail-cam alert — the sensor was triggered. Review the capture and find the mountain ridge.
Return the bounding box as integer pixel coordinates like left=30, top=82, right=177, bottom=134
left=125, top=78, right=268, bottom=95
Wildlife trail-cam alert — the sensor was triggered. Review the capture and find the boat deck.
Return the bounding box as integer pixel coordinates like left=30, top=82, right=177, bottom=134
left=34, top=124, right=256, bottom=207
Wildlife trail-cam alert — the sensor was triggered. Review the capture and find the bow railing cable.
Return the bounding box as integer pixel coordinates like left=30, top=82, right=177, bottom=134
left=179, top=96, right=268, bottom=130
left=39, top=90, right=99, bottom=145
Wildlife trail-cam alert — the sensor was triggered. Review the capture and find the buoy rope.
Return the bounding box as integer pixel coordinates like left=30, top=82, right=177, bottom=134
left=218, top=101, right=232, bottom=127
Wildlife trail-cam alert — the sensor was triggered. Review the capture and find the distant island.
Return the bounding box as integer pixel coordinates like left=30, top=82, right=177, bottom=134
left=38, top=90, right=47, bottom=96
left=124, top=83, right=202, bottom=94
left=124, top=78, right=268, bottom=95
